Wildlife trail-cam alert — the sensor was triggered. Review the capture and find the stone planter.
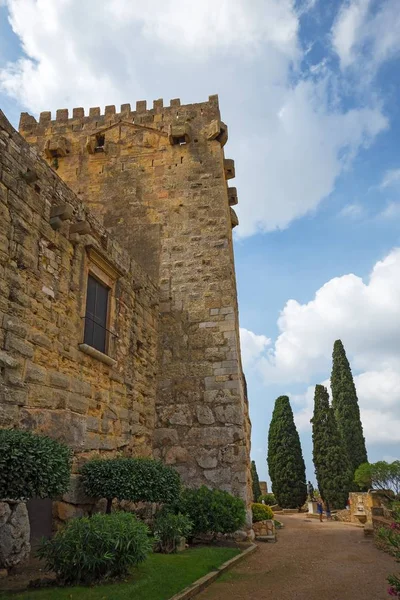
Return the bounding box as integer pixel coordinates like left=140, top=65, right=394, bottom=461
left=253, top=519, right=276, bottom=542
left=0, top=500, right=30, bottom=570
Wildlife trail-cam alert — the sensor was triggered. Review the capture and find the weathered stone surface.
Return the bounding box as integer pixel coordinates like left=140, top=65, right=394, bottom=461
left=0, top=110, right=159, bottom=472
left=54, top=501, right=84, bottom=522
left=195, top=448, right=218, bottom=469
left=164, top=446, right=190, bottom=465
left=62, top=474, right=95, bottom=505
left=204, top=467, right=231, bottom=484
left=253, top=519, right=276, bottom=541
left=196, top=405, right=215, bottom=425
left=215, top=404, right=243, bottom=425
left=0, top=501, right=30, bottom=569
left=2, top=93, right=252, bottom=525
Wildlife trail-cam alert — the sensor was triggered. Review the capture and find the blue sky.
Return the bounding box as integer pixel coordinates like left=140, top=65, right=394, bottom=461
left=1, top=0, right=399, bottom=484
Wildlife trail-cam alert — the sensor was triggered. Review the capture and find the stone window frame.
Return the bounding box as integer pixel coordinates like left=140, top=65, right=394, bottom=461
left=78, top=247, right=120, bottom=367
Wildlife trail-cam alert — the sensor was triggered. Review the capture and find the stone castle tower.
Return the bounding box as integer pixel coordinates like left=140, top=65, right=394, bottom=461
left=19, top=95, right=252, bottom=507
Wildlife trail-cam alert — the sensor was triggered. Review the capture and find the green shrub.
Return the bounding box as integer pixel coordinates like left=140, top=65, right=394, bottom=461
left=378, top=511, right=400, bottom=598
left=179, top=486, right=246, bottom=536
left=154, top=510, right=192, bottom=553
left=258, top=493, right=276, bottom=505
left=80, top=457, right=181, bottom=513
left=37, top=512, right=151, bottom=585
left=251, top=503, right=273, bottom=522
left=0, top=429, right=72, bottom=500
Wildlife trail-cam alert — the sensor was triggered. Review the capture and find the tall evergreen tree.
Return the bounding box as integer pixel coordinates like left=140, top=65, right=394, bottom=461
left=251, top=460, right=262, bottom=502
left=331, top=340, right=368, bottom=475
left=311, top=385, right=353, bottom=508
left=267, top=396, right=307, bottom=508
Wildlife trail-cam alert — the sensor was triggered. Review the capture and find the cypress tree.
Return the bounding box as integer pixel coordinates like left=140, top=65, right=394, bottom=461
left=311, top=385, right=353, bottom=508
left=251, top=460, right=262, bottom=502
left=331, top=340, right=368, bottom=475
left=267, top=396, right=307, bottom=508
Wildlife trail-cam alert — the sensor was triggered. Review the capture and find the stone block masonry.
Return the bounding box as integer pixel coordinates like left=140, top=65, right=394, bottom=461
left=17, top=94, right=252, bottom=513
left=0, top=110, right=158, bottom=477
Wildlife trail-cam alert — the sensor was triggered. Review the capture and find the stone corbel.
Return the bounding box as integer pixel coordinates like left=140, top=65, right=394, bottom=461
left=228, top=187, right=238, bottom=206
left=230, top=208, right=239, bottom=228
left=44, top=136, right=68, bottom=158
left=224, top=159, right=235, bottom=180
left=168, top=122, right=192, bottom=145
left=50, top=203, right=74, bottom=230
left=207, top=120, right=228, bottom=147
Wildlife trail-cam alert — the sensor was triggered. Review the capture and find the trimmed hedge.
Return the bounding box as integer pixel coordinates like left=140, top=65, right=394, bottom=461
left=80, top=457, right=181, bottom=512
left=37, top=512, right=151, bottom=585
left=179, top=486, right=246, bottom=536
left=0, top=429, right=72, bottom=500
left=252, top=503, right=274, bottom=522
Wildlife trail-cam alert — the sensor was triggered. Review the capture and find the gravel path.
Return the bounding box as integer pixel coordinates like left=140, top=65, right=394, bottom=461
left=198, top=514, right=397, bottom=600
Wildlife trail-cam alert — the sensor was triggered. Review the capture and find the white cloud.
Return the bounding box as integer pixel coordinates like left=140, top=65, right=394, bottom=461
left=235, top=77, right=387, bottom=235
left=332, top=0, right=372, bottom=69
left=380, top=168, right=400, bottom=188
left=0, top=0, right=390, bottom=236
left=292, top=371, right=400, bottom=445
left=240, top=328, right=271, bottom=370
left=379, top=202, right=400, bottom=219
left=339, top=203, right=365, bottom=219
left=259, top=248, right=400, bottom=383
left=242, top=248, right=400, bottom=445
left=332, top=0, right=400, bottom=73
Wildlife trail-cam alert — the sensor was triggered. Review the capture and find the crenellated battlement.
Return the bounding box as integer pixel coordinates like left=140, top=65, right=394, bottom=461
left=19, top=95, right=220, bottom=133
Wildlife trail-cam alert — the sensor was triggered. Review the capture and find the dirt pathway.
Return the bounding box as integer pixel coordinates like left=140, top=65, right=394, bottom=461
left=199, top=514, right=397, bottom=600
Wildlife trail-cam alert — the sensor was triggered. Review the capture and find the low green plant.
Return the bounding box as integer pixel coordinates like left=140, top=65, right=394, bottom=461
left=80, top=457, right=181, bottom=513
left=251, top=503, right=273, bottom=522
left=258, top=493, right=276, bottom=505
left=0, top=429, right=72, bottom=500
left=37, top=512, right=151, bottom=585
left=355, top=461, right=400, bottom=497
left=178, top=486, right=246, bottom=537
left=154, top=510, right=192, bottom=553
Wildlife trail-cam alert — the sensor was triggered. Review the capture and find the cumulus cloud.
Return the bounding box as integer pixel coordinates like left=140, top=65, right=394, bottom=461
left=0, top=0, right=390, bottom=236
left=239, top=328, right=271, bottom=370
left=235, top=77, right=387, bottom=235
left=332, top=0, right=400, bottom=73
left=242, top=249, right=400, bottom=445
left=258, top=248, right=400, bottom=383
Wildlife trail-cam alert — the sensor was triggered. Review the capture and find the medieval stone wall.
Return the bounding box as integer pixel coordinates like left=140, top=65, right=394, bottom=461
left=0, top=110, right=159, bottom=471
left=19, top=95, right=252, bottom=508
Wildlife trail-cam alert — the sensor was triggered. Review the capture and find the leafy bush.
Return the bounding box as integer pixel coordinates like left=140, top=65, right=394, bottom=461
left=80, top=457, right=181, bottom=513
left=252, top=503, right=273, bottom=522
left=258, top=493, right=276, bottom=505
left=154, top=510, right=192, bottom=553
left=178, top=486, right=246, bottom=536
left=378, top=513, right=400, bottom=599
left=0, top=429, right=72, bottom=500
left=355, top=461, right=400, bottom=497
left=37, top=512, right=151, bottom=585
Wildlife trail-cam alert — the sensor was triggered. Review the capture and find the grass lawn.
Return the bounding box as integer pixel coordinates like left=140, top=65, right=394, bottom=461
left=0, top=546, right=240, bottom=600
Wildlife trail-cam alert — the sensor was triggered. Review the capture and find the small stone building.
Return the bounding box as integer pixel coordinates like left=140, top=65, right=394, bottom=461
left=0, top=94, right=252, bottom=529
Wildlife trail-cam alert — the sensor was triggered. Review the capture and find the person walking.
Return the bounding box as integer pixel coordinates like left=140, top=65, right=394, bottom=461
left=317, top=499, right=323, bottom=522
